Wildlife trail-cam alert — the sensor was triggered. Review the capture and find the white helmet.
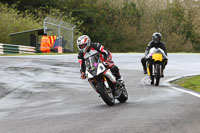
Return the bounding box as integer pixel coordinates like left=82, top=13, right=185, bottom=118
left=77, top=35, right=91, bottom=53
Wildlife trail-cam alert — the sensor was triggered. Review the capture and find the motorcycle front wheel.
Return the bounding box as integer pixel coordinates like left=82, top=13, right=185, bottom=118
left=155, top=64, right=161, bottom=86
left=97, top=80, right=115, bottom=106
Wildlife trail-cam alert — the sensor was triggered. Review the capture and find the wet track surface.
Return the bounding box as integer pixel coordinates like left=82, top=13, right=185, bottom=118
left=0, top=53, right=200, bottom=133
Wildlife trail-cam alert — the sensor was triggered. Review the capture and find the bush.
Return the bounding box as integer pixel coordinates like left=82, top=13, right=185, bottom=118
left=0, top=3, right=41, bottom=43
left=1, top=0, right=200, bottom=52
left=0, top=2, right=83, bottom=52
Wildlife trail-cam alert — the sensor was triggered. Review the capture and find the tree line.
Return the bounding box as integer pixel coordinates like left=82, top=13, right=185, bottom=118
left=0, top=0, right=200, bottom=52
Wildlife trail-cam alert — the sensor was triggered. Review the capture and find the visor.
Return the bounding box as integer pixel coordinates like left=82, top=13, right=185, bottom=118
left=153, top=37, right=160, bottom=43
left=79, top=43, right=87, bottom=49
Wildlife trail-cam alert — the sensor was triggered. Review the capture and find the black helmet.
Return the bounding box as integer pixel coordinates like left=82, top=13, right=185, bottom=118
left=152, top=32, right=161, bottom=43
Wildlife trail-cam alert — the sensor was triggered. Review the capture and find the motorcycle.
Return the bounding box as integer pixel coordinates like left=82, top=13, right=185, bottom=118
left=84, top=51, right=128, bottom=106
left=146, top=47, right=168, bottom=86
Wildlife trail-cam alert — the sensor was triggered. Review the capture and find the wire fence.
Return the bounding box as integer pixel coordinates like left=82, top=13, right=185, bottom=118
left=43, top=17, right=76, bottom=52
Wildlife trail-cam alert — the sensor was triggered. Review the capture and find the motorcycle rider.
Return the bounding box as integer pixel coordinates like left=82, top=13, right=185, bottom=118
left=77, top=35, right=124, bottom=84
left=141, top=32, right=168, bottom=76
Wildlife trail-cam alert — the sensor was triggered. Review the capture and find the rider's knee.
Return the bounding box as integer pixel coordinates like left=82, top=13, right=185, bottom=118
left=110, top=65, right=119, bottom=73
left=163, top=59, right=168, bottom=66
left=141, top=57, right=145, bottom=62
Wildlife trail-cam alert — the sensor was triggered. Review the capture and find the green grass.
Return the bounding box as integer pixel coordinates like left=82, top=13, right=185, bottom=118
left=172, top=75, right=200, bottom=92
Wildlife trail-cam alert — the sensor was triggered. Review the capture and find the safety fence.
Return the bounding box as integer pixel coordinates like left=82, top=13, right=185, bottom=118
left=0, top=43, right=35, bottom=54
left=44, top=17, right=76, bottom=52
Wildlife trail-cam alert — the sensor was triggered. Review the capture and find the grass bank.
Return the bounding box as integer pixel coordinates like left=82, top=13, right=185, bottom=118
left=172, top=75, right=200, bottom=92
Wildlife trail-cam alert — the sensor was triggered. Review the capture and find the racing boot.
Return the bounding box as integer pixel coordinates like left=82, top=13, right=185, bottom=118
left=114, top=73, right=124, bottom=96
left=116, top=72, right=124, bottom=84
left=116, top=72, right=124, bottom=89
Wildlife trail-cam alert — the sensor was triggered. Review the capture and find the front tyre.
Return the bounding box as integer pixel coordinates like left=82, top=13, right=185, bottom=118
left=150, top=75, right=154, bottom=85
left=149, top=63, right=154, bottom=85
left=155, top=64, right=161, bottom=86
left=97, top=80, right=115, bottom=106
left=117, top=85, right=128, bottom=103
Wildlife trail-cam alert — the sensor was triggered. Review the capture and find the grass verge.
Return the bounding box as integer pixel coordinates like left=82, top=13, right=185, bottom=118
left=172, top=75, right=200, bottom=92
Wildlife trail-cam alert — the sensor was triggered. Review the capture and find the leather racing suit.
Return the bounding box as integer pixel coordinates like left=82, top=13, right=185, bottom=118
left=78, top=43, right=122, bottom=81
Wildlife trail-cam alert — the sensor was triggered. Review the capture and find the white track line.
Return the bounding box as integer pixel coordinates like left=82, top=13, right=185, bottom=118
left=164, top=74, right=200, bottom=98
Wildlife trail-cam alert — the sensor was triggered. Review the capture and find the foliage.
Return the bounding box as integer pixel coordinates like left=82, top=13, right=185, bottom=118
left=76, top=0, right=142, bottom=52
left=0, top=2, right=82, bottom=51
left=153, top=0, right=200, bottom=52
left=0, top=3, right=41, bottom=43
left=1, top=0, right=200, bottom=52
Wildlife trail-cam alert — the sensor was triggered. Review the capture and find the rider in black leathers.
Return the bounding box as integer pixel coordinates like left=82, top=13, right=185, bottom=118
left=141, top=32, right=168, bottom=76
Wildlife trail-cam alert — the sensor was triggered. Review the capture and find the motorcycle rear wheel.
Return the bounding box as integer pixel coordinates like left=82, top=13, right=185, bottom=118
left=117, top=85, right=128, bottom=103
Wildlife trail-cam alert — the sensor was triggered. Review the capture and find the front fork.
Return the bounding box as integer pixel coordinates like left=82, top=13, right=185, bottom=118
left=147, top=62, right=153, bottom=76
left=88, top=74, right=113, bottom=94
left=147, top=62, right=162, bottom=76
left=88, top=78, right=98, bottom=93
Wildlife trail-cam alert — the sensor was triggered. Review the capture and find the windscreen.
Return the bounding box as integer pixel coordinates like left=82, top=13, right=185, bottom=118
left=85, top=53, right=100, bottom=73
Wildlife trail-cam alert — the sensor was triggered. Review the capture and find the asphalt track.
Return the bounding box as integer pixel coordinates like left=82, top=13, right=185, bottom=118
left=0, top=53, right=200, bottom=133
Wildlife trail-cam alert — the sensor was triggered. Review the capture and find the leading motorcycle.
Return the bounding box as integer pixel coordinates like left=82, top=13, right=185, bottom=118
left=146, top=47, right=168, bottom=86
left=85, top=51, right=128, bottom=106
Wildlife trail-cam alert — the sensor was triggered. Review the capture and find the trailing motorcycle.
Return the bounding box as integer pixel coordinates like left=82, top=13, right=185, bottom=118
left=85, top=51, right=128, bottom=106
left=146, top=47, right=168, bottom=86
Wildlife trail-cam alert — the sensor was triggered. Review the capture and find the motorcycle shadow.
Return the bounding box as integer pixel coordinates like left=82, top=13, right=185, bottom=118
left=93, top=101, right=130, bottom=109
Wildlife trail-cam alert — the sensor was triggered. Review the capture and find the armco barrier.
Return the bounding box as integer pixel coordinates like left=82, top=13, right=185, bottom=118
left=0, top=43, right=35, bottom=54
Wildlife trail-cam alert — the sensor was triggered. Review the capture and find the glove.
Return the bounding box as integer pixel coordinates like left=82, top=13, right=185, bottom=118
left=81, top=72, right=86, bottom=79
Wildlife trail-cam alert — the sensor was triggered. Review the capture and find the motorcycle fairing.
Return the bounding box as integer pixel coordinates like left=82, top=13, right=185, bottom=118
left=86, top=70, right=94, bottom=79
left=86, top=62, right=106, bottom=79
left=147, top=47, right=168, bottom=60
left=152, top=53, right=163, bottom=61
left=97, top=63, right=106, bottom=75
left=104, top=69, right=116, bottom=83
